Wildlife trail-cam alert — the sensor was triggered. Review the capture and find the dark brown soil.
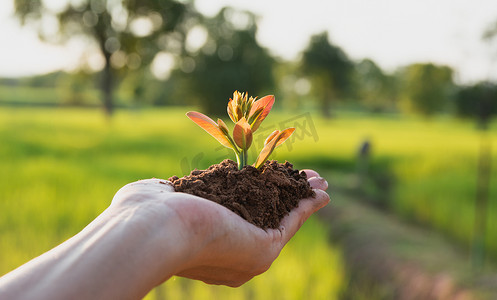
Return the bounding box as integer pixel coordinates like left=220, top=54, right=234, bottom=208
left=168, top=159, right=315, bottom=229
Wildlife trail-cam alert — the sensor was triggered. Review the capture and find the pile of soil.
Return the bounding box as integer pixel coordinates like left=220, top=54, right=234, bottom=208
left=168, top=159, right=315, bottom=229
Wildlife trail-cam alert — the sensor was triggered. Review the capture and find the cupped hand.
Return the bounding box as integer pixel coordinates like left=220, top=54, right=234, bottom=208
left=111, top=169, right=330, bottom=287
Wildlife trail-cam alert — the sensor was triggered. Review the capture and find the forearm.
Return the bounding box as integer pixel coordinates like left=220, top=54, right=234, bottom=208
left=0, top=205, right=193, bottom=300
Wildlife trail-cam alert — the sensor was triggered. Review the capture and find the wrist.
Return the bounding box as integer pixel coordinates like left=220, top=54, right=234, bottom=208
left=105, top=197, right=198, bottom=291
left=109, top=180, right=214, bottom=280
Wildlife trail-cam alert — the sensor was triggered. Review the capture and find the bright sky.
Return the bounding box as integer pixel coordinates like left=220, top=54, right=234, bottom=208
left=1, top=0, right=497, bottom=83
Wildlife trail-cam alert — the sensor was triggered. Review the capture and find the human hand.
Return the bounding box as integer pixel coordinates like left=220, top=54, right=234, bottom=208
left=176, top=169, right=330, bottom=286
left=111, top=169, right=330, bottom=287
left=0, top=170, right=329, bottom=300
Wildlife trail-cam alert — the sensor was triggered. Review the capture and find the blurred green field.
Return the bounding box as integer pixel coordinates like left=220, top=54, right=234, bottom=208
left=1, top=106, right=496, bottom=298
left=244, top=109, right=497, bottom=260
left=0, top=107, right=345, bottom=299
left=295, top=112, right=497, bottom=260
left=0, top=84, right=101, bottom=107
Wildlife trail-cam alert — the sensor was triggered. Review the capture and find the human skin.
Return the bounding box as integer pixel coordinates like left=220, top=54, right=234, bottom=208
left=0, top=170, right=330, bottom=300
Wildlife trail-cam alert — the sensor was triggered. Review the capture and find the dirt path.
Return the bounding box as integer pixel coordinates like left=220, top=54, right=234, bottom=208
left=318, top=188, right=497, bottom=300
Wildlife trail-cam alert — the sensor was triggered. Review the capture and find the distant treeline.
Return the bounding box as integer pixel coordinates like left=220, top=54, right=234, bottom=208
left=5, top=0, right=497, bottom=123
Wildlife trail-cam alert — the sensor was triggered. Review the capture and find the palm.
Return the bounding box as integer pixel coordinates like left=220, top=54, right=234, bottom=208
left=112, top=172, right=329, bottom=287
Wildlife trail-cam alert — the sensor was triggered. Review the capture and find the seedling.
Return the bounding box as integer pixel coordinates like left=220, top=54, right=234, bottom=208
left=187, top=91, right=295, bottom=170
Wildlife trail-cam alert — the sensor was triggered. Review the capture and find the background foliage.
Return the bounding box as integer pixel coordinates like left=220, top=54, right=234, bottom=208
left=1, top=0, right=497, bottom=297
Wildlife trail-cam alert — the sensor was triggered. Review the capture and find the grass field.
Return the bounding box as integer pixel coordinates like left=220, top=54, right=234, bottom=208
left=0, top=85, right=101, bottom=107
left=237, top=108, right=497, bottom=260
left=300, top=112, right=497, bottom=260
left=1, top=106, right=496, bottom=297
left=0, top=107, right=345, bottom=299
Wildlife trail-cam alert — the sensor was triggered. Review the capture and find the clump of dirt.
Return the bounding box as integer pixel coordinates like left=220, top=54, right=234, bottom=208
left=168, top=159, right=315, bottom=229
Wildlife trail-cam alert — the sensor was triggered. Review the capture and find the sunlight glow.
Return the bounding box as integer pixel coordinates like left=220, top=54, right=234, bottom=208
left=1, top=0, right=497, bottom=83
left=151, top=52, right=175, bottom=80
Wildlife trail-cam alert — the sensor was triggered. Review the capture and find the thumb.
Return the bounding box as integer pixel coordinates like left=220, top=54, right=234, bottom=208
left=278, top=189, right=330, bottom=245
left=111, top=178, right=175, bottom=206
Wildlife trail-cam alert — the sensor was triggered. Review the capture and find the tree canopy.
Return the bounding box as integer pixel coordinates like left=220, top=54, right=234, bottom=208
left=14, top=0, right=196, bottom=115
left=400, top=63, right=454, bottom=116
left=455, top=82, right=497, bottom=129
left=172, top=7, right=275, bottom=116
left=354, top=59, right=398, bottom=112
left=300, top=32, right=353, bottom=118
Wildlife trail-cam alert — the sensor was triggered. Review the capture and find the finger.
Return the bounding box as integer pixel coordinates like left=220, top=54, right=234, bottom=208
left=278, top=189, right=330, bottom=245
left=302, top=169, right=320, bottom=179
left=308, top=176, right=328, bottom=191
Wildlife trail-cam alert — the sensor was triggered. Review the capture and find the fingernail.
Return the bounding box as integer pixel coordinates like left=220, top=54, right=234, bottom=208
left=308, top=176, right=328, bottom=190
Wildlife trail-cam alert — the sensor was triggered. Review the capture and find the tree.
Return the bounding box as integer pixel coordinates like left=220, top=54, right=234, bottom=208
left=173, top=7, right=275, bottom=116
left=399, top=63, right=454, bottom=116
left=455, top=82, right=497, bottom=129
left=14, top=0, right=196, bottom=116
left=300, top=32, right=353, bottom=118
left=467, top=19, right=497, bottom=270
left=483, top=19, right=497, bottom=43
left=354, top=59, right=398, bottom=112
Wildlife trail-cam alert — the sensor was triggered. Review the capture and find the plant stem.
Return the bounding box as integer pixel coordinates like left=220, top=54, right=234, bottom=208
left=235, top=153, right=242, bottom=169
left=243, top=150, right=248, bottom=168
left=236, top=150, right=248, bottom=170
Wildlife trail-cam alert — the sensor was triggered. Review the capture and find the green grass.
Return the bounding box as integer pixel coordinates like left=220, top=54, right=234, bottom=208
left=0, top=85, right=57, bottom=105
left=272, top=111, right=497, bottom=261
left=0, top=107, right=345, bottom=299
left=0, top=84, right=100, bottom=106
left=1, top=105, right=496, bottom=297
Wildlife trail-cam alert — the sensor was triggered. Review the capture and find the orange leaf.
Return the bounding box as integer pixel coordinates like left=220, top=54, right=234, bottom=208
left=254, top=135, right=279, bottom=168
left=227, top=100, right=236, bottom=123
left=248, top=107, right=264, bottom=125
left=245, top=96, right=255, bottom=119
left=217, top=118, right=229, bottom=135
left=233, top=117, right=253, bottom=150
left=186, top=111, right=234, bottom=149
left=274, top=128, right=295, bottom=147
left=249, top=95, right=274, bottom=132
left=264, top=130, right=280, bottom=145
left=254, top=128, right=295, bottom=168
left=236, top=105, right=243, bottom=122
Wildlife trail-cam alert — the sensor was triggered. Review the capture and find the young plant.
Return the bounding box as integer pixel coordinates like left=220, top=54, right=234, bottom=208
left=187, top=91, right=295, bottom=170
